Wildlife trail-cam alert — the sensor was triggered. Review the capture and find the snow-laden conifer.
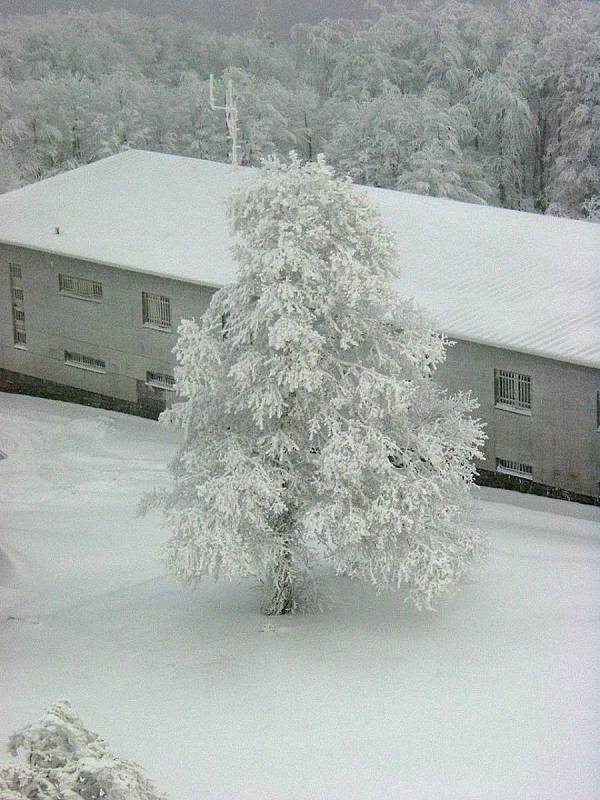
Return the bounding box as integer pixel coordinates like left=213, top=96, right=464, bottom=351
left=146, top=154, right=486, bottom=614
left=0, top=700, right=169, bottom=800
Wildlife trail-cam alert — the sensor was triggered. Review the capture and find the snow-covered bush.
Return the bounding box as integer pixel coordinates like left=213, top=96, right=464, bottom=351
left=0, top=700, right=169, bottom=800
left=145, top=154, right=486, bottom=614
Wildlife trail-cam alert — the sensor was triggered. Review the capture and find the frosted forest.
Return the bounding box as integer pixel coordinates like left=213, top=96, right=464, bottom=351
left=0, top=0, right=598, bottom=220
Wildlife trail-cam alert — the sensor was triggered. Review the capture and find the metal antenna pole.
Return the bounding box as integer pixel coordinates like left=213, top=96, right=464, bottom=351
left=209, top=74, right=239, bottom=167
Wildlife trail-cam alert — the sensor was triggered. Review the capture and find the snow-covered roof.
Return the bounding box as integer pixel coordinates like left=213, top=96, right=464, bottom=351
left=0, top=149, right=598, bottom=369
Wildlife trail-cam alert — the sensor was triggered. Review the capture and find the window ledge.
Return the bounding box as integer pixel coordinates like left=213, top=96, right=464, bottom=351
left=496, top=467, right=533, bottom=480
left=65, top=363, right=105, bottom=374
left=143, top=322, right=172, bottom=333
left=59, top=291, right=102, bottom=303
left=13, top=343, right=27, bottom=351
left=495, top=403, right=531, bottom=417
left=145, top=382, right=175, bottom=392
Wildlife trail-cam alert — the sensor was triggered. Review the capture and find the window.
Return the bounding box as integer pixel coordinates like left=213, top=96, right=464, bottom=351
left=142, top=291, right=171, bottom=330
left=64, top=350, right=106, bottom=373
left=9, top=262, right=26, bottom=347
left=596, top=391, right=600, bottom=431
left=494, top=369, right=531, bottom=412
left=496, top=458, right=533, bottom=480
left=59, top=273, right=103, bottom=301
left=146, top=371, right=175, bottom=390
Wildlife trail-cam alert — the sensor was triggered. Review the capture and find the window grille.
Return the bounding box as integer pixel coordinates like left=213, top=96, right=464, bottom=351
left=59, top=273, right=103, bottom=300
left=146, top=371, right=175, bottom=390
left=142, top=291, right=171, bottom=330
left=494, top=369, right=531, bottom=411
left=9, top=262, right=26, bottom=346
left=496, top=458, right=533, bottom=480
left=64, top=350, right=106, bottom=373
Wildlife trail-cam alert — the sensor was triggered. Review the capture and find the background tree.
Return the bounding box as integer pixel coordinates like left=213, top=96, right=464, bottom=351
left=145, top=156, right=486, bottom=615
left=468, top=68, right=536, bottom=208
left=0, top=2, right=597, bottom=218
left=541, top=2, right=600, bottom=218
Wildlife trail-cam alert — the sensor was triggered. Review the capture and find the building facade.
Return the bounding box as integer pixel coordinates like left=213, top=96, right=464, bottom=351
left=2, top=242, right=599, bottom=502
left=0, top=150, right=598, bottom=502
left=437, top=340, right=600, bottom=500
left=1, top=244, right=214, bottom=418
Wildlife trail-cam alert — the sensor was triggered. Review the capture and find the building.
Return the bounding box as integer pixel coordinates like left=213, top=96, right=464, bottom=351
left=1, top=150, right=599, bottom=502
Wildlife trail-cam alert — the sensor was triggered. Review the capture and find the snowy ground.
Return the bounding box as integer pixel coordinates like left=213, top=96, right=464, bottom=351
left=1, top=392, right=599, bottom=800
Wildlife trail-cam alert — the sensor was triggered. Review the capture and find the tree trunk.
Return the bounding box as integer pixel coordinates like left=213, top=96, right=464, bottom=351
left=262, top=547, right=295, bottom=615
left=263, top=401, right=297, bottom=615
left=304, top=111, right=313, bottom=162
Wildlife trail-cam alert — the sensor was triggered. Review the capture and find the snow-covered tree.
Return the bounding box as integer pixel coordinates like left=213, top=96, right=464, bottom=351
left=396, top=139, right=494, bottom=204
left=325, top=88, right=492, bottom=202
left=541, top=2, right=600, bottom=218
left=0, top=700, right=169, bottom=800
left=0, top=142, right=20, bottom=192
left=145, top=155, right=486, bottom=615
left=468, top=67, right=536, bottom=208
left=582, top=194, right=600, bottom=222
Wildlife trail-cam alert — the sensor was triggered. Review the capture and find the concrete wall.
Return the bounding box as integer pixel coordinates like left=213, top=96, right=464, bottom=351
left=2, top=243, right=599, bottom=499
left=0, top=244, right=215, bottom=405
left=435, top=339, right=600, bottom=498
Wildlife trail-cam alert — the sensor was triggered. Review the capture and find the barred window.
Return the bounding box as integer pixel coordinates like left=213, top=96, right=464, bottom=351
left=494, top=369, right=531, bottom=411
left=9, top=262, right=26, bottom=346
left=13, top=324, right=26, bottom=345
left=496, top=458, right=533, bottom=480
left=64, top=350, right=106, bottom=373
left=142, top=291, right=171, bottom=330
left=146, top=370, right=175, bottom=390
left=59, top=273, right=103, bottom=301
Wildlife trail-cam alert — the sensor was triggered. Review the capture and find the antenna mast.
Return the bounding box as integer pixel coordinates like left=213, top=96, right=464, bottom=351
left=209, top=74, right=239, bottom=167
